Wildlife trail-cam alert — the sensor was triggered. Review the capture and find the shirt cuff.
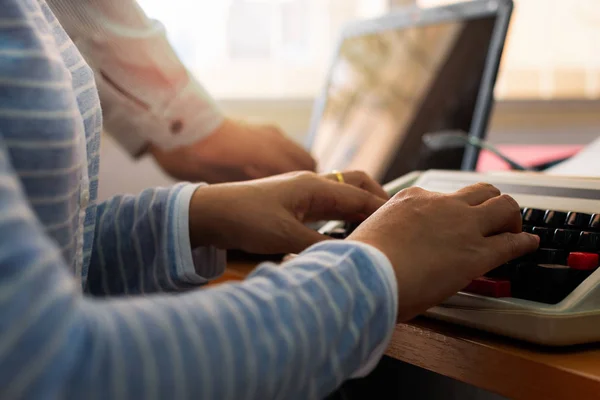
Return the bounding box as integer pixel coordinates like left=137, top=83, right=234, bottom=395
left=335, top=241, right=398, bottom=379
left=171, top=183, right=226, bottom=284
left=99, top=74, right=225, bottom=157
left=152, top=77, right=225, bottom=150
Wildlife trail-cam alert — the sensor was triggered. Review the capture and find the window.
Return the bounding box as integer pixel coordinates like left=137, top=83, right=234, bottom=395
left=414, top=0, right=600, bottom=100
left=141, top=0, right=600, bottom=100
left=138, top=0, right=390, bottom=99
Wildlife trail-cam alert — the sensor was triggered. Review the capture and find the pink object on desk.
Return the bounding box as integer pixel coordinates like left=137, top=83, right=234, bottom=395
left=476, top=145, right=583, bottom=172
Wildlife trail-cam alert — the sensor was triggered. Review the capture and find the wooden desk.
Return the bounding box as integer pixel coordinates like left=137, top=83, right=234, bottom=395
left=388, top=318, right=600, bottom=400
left=215, top=261, right=600, bottom=400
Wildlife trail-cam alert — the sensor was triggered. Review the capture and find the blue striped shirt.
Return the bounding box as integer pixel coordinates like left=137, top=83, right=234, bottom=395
left=0, top=1, right=398, bottom=399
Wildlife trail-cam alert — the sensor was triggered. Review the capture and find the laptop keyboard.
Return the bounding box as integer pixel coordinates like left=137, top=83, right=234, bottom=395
left=324, top=209, right=600, bottom=304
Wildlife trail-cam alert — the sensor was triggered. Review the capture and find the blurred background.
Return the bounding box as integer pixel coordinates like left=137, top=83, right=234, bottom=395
left=137, top=0, right=600, bottom=101
left=99, top=0, right=600, bottom=198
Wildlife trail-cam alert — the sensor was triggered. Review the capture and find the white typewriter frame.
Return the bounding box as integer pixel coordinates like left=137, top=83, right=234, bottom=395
left=319, top=170, right=600, bottom=345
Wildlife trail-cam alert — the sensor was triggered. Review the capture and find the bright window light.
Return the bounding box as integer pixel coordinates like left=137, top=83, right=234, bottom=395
left=411, top=0, right=600, bottom=99
left=138, top=0, right=389, bottom=99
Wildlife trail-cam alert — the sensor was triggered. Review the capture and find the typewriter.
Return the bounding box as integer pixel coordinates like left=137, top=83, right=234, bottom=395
left=320, top=170, right=600, bottom=346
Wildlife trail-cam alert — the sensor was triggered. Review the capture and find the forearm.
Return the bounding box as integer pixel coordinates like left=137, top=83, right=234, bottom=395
left=4, top=241, right=396, bottom=399
left=47, top=0, right=224, bottom=155
left=87, top=183, right=225, bottom=296
left=0, top=138, right=396, bottom=397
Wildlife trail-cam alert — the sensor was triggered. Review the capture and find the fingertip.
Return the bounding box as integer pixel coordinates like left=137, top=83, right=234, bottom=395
left=313, top=181, right=386, bottom=221
left=526, top=232, right=540, bottom=241
left=375, top=187, right=390, bottom=200
left=513, top=232, right=540, bottom=255
left=486, top=232, right=539, bottom=266
left=526, top=232, right=541, bottom=247
left=352, top=193, right=385, bottom=221
left=366, top=184, right=389, bottom=201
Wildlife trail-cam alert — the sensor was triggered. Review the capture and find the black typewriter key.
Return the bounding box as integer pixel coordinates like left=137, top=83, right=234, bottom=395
left=522, top=225, right=534, bottom=234
left=552, top=229, right=580, bottom=249
left=543, top=210, right=568, bottom=227
left=578, top=231, right=600, bottom=252
left=513, top=252, right=536, bottom=265
left=532, top=227, right=552, bottom=247
left=590, top=214, right=600, bottom=231
left=522, top=208, right=545, bottom=225
left=565, top=212, right=592, bottom=229
left=486, top=263, right=516, bottom=279
left=536, top=248, right=568, bottom=265
left=510, top=263, right=531, bottom=299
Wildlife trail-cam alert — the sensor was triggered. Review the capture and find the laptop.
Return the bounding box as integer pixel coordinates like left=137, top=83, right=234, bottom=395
left=305, top=0, right=513, bottom=183
left=228, top=0, right=513, bottom=261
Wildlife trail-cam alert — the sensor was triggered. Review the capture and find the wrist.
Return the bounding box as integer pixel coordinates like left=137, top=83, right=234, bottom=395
left=346, top=235, right=402, bottom=314
left=189, top=185, right=218, bottom=248
left=188, top=185, right=233, bottom=249
left=330, top=239, right=400, bottom=322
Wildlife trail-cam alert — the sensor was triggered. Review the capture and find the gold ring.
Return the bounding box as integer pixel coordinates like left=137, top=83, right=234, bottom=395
left=331, top=170, right=345, bottom=184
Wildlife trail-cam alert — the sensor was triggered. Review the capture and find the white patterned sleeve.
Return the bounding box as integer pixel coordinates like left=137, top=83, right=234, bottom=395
left=47, top=0, right=224, bottom=156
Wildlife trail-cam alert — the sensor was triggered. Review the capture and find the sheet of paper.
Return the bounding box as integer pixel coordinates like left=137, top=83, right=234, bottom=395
left=545, top=136, right=600, bottom=177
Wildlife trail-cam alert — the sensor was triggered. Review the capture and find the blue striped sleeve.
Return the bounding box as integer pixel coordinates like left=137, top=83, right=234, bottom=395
left=0, top=138, right=398, bottom=399
left=86, top=183, right=226, bottom=295
left=0, top=2, right=399, bottom=398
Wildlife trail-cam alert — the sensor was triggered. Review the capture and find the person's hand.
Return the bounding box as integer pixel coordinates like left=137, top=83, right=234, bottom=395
left=149, top=118, right=317, bottom=183
left=188, top=171, right=388, bottom=254
left=347, top=183, right=540, bottom=321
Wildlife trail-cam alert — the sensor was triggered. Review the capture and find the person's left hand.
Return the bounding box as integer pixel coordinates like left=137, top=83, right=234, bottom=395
left=149, top=119, right=317, bottom=183
left=188, top=171, right=389, bottom=254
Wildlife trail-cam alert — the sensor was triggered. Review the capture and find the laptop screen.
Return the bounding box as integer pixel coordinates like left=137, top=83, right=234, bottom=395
left=311, top=14, right=499, bottom=181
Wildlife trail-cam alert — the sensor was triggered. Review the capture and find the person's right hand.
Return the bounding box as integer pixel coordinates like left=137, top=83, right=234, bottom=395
left=150, top=118, right=317, bottom=183
left=347, top=183, right=540, bottom=322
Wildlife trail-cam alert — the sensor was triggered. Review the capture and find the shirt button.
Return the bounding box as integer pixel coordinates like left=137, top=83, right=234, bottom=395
left=81, top=190, right=90, bottom=207
left=170, top=120, right=184, bottom=134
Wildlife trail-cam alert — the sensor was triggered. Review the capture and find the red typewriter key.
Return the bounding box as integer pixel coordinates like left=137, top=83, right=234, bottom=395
left=463, top=277, right=511, bottom=298
left=567, top=252, right=599, bottom=271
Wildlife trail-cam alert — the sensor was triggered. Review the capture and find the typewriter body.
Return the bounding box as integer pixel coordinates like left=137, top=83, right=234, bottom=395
left=320, top=170, right=600, bottom=346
